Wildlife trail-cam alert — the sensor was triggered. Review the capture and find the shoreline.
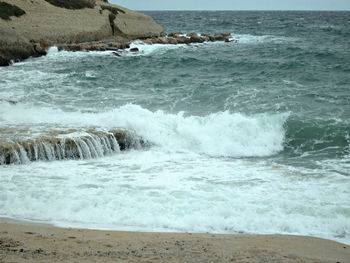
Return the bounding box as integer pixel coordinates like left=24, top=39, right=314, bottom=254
left=1, top=222, right=349, bottom=263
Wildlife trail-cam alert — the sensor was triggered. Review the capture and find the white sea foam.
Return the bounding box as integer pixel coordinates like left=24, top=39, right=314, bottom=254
left=1, top=150, right=349, bottom=244
left=128, top=41, right=186, bottom=56
left=230, top=34, right=295, bottom=44
left=0, top=103, right=287, bottom=157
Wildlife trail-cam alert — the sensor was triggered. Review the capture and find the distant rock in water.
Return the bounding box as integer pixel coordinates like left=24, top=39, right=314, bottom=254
left=0, top=129, right=147, bottom=165
left=0, top=0, right=163, bottom=65
left=142, top=32, right=233, bottom=45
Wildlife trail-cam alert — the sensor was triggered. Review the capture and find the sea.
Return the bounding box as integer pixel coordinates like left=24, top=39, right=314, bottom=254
left=0, top=11, right=349, bottom=244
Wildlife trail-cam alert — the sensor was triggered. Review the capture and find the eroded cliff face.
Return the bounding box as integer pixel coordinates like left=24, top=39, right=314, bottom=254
left=0, top=0, right=163, bottom=65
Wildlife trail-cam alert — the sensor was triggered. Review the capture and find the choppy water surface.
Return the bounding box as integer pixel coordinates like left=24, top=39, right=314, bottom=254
left=0, top=11, right=350, bottom=244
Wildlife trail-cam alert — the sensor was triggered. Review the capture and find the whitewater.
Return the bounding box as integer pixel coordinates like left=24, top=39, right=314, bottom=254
left=0, top=11, right=349, bottom=244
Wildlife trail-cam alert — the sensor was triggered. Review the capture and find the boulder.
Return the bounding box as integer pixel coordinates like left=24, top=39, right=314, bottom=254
left=190, top=35, right=204, bottom=43
left=200, top=34, right=210, bottom=42
left=142, top=39, right=153, bottom=45
left=150, top=37, right=168, bottom=44
left=175, top=36, right=191, bottom=44
left=186, top=32, right=197, bottom=37
left=157, top=37, right=168, bottom=44
left=130, top=47, right=139, bottom=52
left=168, top=32, right=183, bottom=38
left=213, top=33, right=231, bottom=41
left=167, top=38, right=178, bottom=45
left=33, top=43, right=48, bottom=56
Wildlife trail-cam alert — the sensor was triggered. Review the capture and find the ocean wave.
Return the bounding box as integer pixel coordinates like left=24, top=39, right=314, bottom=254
left=284, top=117, right=350, bottom=157
left=0, top=103, right=288, bottom=158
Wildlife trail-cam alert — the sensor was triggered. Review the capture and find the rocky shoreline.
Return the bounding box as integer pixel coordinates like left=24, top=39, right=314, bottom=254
left=0, top=0, right=163, bottom=66
left=0, top=1, right=236, bottom=65
left=56, top=32, right=235, bottom=54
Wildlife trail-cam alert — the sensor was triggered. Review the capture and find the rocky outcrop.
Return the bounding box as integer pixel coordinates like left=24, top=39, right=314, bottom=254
left=52, top=31, right=235, bottom=53
left=0, top=0, right=163, bottom=65
left=0, top=129, right=147, bottom=165
left=0, top=29, right=35, bottom=65
left=56, top=38, right=131, bottom=52
left=111, top=7, right=163, bottom=39
left=141, top=32, right=233, bottom=46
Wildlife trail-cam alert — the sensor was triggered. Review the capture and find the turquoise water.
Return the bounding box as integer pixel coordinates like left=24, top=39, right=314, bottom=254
left=0, top=11, right=349, bottom=243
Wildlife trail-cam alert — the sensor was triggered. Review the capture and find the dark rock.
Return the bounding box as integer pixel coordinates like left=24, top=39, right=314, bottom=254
left=186, top=32, right=198, bottom=38
left=105, top=46, right=119, bottom=51
left=219, top=32, right=232, bottom=37
left=108, top=42, right=130, bottom=49
left=151, top=37, right=168, bottom=44
left=113, top=52, right=121, bottom=57
left=213, top=33, right=231, bottom=41
left=190, top=35, right=204, bottom=43
left=175, top=36, right=191, bottom=44
left=0, top=30, right=35, bottom=66
left=167, top=38, right=178, bottom=45
left=67, top=44, right=82, bottom=51
left=33, top=43, right=47, bottom=56
left=142, top=39, right=153, bottom=45
left=208, top=35, right=217, bottom=42
left=130, top=47, right=139, bottom=52
left=168, top=32, right=182, bottom=38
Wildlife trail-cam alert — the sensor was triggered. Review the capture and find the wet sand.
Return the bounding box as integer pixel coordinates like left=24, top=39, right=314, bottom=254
left=0, top=221, right=349, bottom=263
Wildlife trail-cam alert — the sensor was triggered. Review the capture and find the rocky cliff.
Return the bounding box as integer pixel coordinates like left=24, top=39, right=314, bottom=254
left=0, top=0, right=163, bottom=65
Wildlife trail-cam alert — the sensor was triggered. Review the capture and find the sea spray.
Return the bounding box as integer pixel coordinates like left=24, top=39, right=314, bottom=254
left=105, top=105, right=289, bottom=157
left=1, top=103, right=288, bottom=158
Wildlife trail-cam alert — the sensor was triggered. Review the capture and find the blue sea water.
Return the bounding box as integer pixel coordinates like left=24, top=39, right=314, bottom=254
left=0, top=11, right=350, bottom=243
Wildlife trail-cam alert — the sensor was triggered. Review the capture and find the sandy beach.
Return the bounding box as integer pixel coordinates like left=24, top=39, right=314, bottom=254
left=0, top=221, right=349, bottom=263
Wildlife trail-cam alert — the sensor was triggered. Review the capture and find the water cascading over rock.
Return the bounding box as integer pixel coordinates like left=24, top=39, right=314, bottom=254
left=0, top=129, right=145, bottom=165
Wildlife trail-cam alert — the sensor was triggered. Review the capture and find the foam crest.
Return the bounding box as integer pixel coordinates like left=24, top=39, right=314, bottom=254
left=128, top=41, right=185, bottom=56
left=0, top=103, right=288, bottom=157
left=105, top=105, right=288, bottom=157
left=230, top=34, right=293, bottom=44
